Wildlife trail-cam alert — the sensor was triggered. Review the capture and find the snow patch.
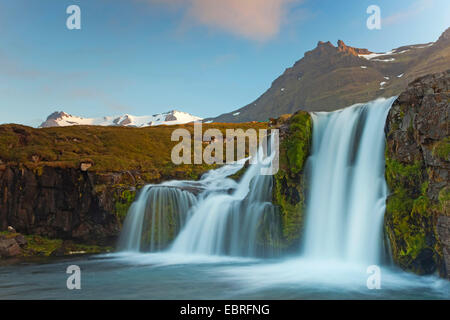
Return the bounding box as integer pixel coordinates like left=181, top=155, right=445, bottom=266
left=39, top=110, right=202, bottom=128
left=414, top=43, right=434, bottom=49
left=372, top=58, right=395, bottom=62
left=359, top=50, right=394, bottom=60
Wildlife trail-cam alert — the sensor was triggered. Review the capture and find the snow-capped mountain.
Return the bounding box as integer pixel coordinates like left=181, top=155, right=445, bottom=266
left=39, top=110, right=203, bottom=128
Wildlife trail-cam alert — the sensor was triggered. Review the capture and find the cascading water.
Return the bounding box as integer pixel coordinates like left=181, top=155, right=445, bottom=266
left=170, top=161, right=280, bottom=257
left=170, top=134, right=281, bottom=257
left=117, top=160, right=248, bottom=253
left=301, top=97, right=395, bottom=264
left=118, top=186, right=197, bottom=251
left=118, top=134, right=281, bottom=257
left=119, top=98, right=394, bottom=263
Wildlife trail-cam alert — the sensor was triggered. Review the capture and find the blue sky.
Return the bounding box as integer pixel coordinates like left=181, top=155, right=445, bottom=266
left=0, top=0, right=449, bottom=126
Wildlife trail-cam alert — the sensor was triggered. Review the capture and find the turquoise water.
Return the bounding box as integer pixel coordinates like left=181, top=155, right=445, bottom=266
left=0, top=253, right=448, bottom=299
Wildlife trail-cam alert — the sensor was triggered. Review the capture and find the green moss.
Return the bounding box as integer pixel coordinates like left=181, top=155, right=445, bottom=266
left=438, top=187, right=450, bottom=215
left=385, top=158, right=423, bottom=193
left=66, top=243, right=113, bottom=255
left=284, top=112, right=312, bottom=176
left=20, top=235, right=112, bottom=257
left=400, top=232, right=426, bottom=260
left=0, top=231, right=20, bottom=239
left=384, top=154, right=441, bottom=275
left=114, top=189, right=137, bottom=222
left=23, top=235, right=63, bottom=256
left=432, top=137, right=450, bottom=161
left=272, top=111, right=312, bottom=249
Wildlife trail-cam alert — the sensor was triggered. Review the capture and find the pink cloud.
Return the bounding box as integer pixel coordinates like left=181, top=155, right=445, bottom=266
left=145, top=0, right=300, bottom=41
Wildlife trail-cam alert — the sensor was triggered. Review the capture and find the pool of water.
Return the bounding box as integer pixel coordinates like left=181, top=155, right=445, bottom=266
left=0, top=253, right=448, bottom=299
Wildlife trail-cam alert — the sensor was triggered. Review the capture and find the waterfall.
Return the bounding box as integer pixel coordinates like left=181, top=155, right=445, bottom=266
left=118, top=186, right=197, bottom=252
left=118, top=98, right=394, bottom=263
left=170, top=135, right=281, bottom=257
left=118, top=133, right=281, bottom=256
left=301, top=97, right=395, bottom=264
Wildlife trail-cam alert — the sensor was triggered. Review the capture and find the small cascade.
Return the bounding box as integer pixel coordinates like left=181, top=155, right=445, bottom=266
left=118, top=134, right=281, bottom=257
left=169, top=164, right=281, bottom=257
left=117, top=186, right=197, bottom=252
left=169, top=135, right=281, bottom=257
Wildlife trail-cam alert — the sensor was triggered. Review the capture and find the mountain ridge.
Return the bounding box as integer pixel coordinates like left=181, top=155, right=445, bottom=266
left=210, top=27, right=450, bottom=123
left=39, top=109, right=202, bottom=128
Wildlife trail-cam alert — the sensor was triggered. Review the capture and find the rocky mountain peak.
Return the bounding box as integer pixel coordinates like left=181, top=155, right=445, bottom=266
left=210, top=27, right=450, bottom=123
left=337, top=40, right=372, bottom=56
left=46, top=111, right=70, bottom=121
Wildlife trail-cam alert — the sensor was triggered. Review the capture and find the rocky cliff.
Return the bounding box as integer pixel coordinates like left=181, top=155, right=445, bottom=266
left=384, top=70, right=449, bottom=277
left=0, top=166, right=137, bottom=245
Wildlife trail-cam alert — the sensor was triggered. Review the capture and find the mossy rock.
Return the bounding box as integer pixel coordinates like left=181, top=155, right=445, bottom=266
left=272, top=111, right=312, bottom=250
left=432, top=137, right=450, bottom=162
left=114, top=188, right=137, bottom=223
left=384, top=155, right=443, bottom=275
left=22, top=235, right=112, bottom=257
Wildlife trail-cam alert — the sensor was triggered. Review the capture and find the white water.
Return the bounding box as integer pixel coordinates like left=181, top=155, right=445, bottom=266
left=118, top=186, right=197, bottom=251
left=170, top=135, right=280, bottom=257
left=118, top=135, right=281, bottom=256
left=120, top=98, right=394, bottom=262
left=117, top=159, right=247, bottom=252
left=301, top=97, right=395, bottom=264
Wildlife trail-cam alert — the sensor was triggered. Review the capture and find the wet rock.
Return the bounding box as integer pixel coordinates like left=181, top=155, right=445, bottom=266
left=385, top=70, right=450, bottom=278
left=0, top=166, right=122, bottom=245
left=0, top=237, right=21, bottom=258
left=14, top=234, right=27, bottom=246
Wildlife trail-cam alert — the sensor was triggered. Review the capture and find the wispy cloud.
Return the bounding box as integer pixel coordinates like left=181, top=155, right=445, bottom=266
left=144, top=0, right=303, bottom=41
left=383, top=0, right=433, bottom=26
left=0, top=51, right=43, bottom=79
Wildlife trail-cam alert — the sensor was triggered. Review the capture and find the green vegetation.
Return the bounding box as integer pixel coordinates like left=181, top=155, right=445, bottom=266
left=23, top=235, right=63, bottom=256
left=384, top=156, right=441, bottom=274
left=284, top=112, right=313, bottom=176
left=114, top=189, right=137, bottom=223
left=432, top=137, right=450, bottom=161
left=438, top=187, right=450, bottom=215
left=272, top=111, right=312, bottom=249
left=24, top=235, right=112, bottom=257
left=0, top=123, right=266, bottom=180
left=0, top=232, right=112, bottom=257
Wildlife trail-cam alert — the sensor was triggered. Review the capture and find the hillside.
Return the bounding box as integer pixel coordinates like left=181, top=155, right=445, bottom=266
left=212, top=27, right=450, bottom=123
left=0, top=122, right=266, bottom=178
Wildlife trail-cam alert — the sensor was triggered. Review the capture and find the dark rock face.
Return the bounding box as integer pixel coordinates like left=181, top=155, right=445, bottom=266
left=384, top=70, right=449, bottom=277
left=164, top=114, right=177, bottom=121
left=0, top=166, right=141, bottom=245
